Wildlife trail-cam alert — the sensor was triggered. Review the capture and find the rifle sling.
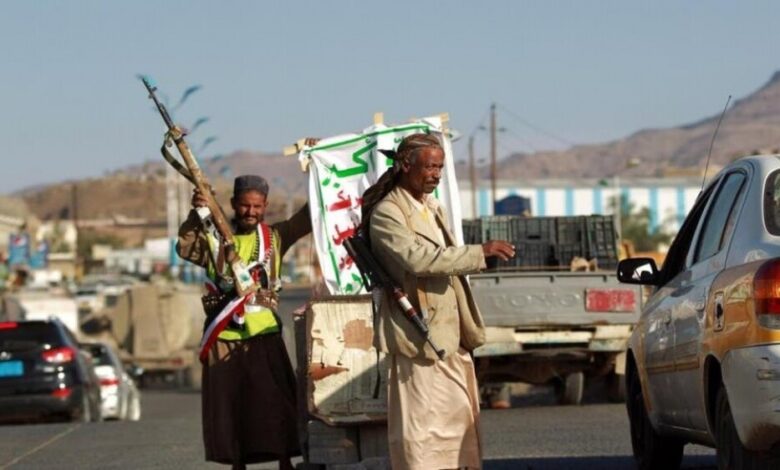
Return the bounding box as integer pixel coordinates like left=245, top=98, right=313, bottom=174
left=160, top=141, right=195, bottom=184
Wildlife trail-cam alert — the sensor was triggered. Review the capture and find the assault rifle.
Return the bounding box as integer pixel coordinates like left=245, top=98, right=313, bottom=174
left=139, top=76, right=257, bottom=296
left=344, top=235, right=446, bottom=360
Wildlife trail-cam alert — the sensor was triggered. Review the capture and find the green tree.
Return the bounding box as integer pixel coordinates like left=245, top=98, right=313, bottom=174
left=49, top=222, right=73, bottom=253
left=610, top=196, right=673, bottom=252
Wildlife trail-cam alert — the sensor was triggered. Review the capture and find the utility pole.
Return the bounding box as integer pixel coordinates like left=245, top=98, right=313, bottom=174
left=166, top=163, right=180, bottom=278
left=490, top=102, right=497, bottom=215
left=468, top=135, right=477, bottom=218
left=71, top=182, right=81, bottom=276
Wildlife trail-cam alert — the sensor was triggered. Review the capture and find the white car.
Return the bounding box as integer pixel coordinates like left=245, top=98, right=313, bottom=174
left=82, top=342, right=141, bottom=421
left=618, top=155, right=780, bottom=469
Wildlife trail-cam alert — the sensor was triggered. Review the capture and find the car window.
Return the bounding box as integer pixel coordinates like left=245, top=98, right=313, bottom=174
left=693, top=172, right=747, bottom=264
left=62, top=326, right=80, bottom=348
left=764, top=168, right=780, bottom=236
left=0, top=322, right=61, bottom=351
left=84, top=344, right=114, bottom=366
left=658, top=185, right=716, bottom=284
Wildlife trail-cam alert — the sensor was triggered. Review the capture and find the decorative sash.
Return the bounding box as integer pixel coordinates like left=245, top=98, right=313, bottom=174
left=198, top=223, right=277, bottom=363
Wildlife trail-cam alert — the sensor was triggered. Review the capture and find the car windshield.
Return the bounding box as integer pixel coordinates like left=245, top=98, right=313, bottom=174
left=0, top=322, right=61, bottom=352
left=765, top=169, right=780, bottom=236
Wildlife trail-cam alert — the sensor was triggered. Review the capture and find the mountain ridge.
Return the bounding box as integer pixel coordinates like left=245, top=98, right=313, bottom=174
left=12, top=71, right=780, bottom=222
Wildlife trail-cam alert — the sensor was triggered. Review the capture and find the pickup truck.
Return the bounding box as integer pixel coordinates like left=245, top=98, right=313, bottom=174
left=465, top=215, right=643, bottom=406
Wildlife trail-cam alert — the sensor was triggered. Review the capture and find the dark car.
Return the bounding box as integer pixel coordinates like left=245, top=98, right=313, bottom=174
left=0, top=319, right=102, bottom=423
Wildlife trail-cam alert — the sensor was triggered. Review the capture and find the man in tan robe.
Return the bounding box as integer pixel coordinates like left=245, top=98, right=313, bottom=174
left=363, top=133, right=515, bottom=470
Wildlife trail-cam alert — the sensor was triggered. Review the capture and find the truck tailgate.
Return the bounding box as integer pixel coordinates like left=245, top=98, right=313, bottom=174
left=470, top=271, right=641, bottom=327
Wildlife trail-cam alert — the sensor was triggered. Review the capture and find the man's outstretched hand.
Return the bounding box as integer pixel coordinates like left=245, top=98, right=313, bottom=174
left=482, top=240, right=516, bottom=261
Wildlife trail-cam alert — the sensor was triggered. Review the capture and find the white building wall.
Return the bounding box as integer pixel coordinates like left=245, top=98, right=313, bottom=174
left=544, top=189, right=566, bottom=216
left=458, top=178, right=701, bottom=231
left=574, top=189, right=594, bottom=215
left=685, top=188, right=701, bottom=212
left=658, top=187, right=680, bottom=230
left=630, top=187, right=650, bottom=214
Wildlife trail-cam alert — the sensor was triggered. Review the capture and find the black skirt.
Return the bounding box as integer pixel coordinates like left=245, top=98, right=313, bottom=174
left=201, top=332, right=300, bottom=464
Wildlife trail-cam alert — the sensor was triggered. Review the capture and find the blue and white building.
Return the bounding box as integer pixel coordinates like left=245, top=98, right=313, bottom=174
left=458, top=177, right=703, bottom=233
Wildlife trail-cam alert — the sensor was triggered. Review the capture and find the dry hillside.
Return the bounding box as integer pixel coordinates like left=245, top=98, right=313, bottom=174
left=493, top=71, right=780, bottom=179
left=14, top=70, right=780, bottom=227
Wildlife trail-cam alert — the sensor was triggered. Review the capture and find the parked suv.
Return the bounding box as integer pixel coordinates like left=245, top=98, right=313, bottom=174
left=0, top=319, right=102, bottom=423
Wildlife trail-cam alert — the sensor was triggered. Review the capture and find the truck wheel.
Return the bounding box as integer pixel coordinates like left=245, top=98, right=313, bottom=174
left=188, top=360, right=203, bottom=392
left=627, top=367, right=683, bottom=470
left=487, top=384, right=511, bottom=409
left=174, top=369, right=189, bottom=389
left=187, top=366, right=203, bottom=392
left=607, top=372, right=626, bottom=403
left=557, top=372, right=584, bottom=405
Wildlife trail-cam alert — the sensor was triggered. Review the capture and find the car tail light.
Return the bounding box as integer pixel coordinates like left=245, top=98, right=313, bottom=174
left=99, top=377, right=120, bottom=387
left=41, top=347, right=75, bottom=364
left=585, top=289, right=637, bottom=313
left=755, top=258, right=780, bottom=328
left=0, top=322, right=18, bottom=330
left=51, top=387, right=72, bottom=399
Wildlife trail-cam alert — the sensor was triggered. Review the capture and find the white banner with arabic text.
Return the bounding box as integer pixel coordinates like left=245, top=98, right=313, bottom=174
left=299, top=116, right=463, bottom=295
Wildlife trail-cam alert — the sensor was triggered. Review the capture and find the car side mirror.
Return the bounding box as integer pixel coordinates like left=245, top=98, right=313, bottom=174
left=617, top=258, right=661, bottom=286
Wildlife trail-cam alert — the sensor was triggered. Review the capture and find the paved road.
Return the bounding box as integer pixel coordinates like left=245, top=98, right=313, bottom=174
left=0, top=289, right=718, bottom=469
left=0, top=388, right=717, bottom=470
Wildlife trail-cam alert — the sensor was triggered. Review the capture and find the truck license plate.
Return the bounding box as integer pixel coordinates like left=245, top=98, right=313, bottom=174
left=0, top=360, right=24, bottom=377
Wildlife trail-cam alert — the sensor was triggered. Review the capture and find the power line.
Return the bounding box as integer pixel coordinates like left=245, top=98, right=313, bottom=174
left=468, top=106, right=492, bottom=138
left=496, top=103, right=574, bottom=147
left=500, top=127, right=539, bottom=153
left=496, top=140, right=520, bottom=158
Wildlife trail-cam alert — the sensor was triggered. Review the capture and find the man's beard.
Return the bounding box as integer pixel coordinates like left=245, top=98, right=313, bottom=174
left=233, top=216, right=262, bottom=233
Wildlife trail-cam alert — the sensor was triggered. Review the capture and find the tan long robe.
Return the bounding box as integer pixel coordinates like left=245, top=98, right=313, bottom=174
left=389, top=349, right=482, bottom=470
left=370, top=188, right=485, bottom=469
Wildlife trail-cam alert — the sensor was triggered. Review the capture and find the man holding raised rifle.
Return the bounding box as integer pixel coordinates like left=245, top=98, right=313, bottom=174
left=177, top=166, right=314, bottom=470
left=140, top=76, right=314, bottom=469
left=359, top=133, right=515, bottom=470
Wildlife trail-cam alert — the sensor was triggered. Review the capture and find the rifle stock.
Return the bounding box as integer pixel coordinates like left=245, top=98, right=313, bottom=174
left=140, top=76, right=257, bottom=296
left=344, top=236, right=445, bottom=360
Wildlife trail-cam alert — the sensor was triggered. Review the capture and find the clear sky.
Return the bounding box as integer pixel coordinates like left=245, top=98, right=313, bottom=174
left=2, top=1, right=779, bottom=193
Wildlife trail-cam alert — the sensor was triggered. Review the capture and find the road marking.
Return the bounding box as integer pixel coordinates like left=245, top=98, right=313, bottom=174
left=0, top=424, right=80, bottom=469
